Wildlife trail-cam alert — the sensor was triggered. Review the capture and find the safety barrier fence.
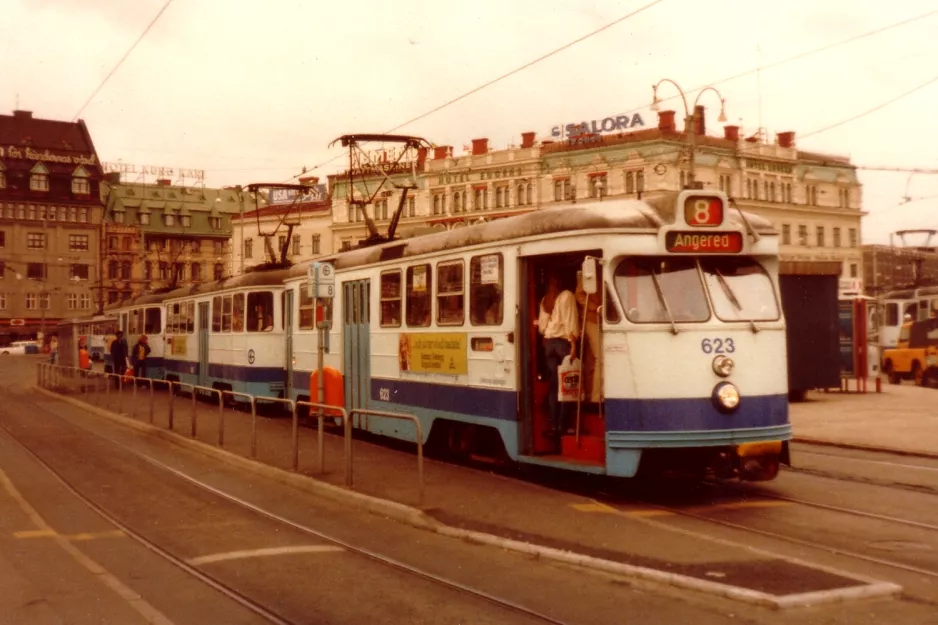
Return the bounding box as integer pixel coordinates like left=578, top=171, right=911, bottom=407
left=35, top=363, right=425, bottom=505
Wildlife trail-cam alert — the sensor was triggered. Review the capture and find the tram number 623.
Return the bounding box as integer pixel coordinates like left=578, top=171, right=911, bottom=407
left=701, top=338, right=736, bottom=354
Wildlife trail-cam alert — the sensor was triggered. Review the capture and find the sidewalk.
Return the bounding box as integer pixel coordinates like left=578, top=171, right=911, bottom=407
left=39, top=372, right=902, bottom=608
left=790, top=381, right=937, bottom=457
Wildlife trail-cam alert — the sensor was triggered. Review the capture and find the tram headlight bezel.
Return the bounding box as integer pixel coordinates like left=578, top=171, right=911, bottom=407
left=712, top=382, right=741, bottom=413
left=712, top=355, right=734, bottom=378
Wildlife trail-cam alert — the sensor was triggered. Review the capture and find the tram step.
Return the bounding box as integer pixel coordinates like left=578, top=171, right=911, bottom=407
left=561, top=434, right=605, bottom=463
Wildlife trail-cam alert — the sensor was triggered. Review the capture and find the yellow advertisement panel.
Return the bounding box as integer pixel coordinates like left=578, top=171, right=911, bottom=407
left=172, top=335, right=188, bottom=355
left=399, top=333, right=467, bottom=375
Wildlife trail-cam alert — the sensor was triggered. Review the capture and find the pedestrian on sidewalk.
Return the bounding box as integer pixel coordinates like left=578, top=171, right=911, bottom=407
left=131, top=335, right=151, bottom=380
left=109, top=331, right=128, bottom=385
left=49, top=334, right=59, bottom=365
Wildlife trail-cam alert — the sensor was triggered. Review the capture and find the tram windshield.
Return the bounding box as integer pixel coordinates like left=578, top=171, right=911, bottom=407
left=699, top=257, right=779, bottom=322
left=614, top=256, right=778, bottom=324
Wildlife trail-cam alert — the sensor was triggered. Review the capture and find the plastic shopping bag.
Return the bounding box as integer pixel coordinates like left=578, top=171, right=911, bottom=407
left=557, top=355, right=582, bottom=403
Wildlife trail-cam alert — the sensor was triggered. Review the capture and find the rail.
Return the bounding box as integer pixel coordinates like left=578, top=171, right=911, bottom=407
left=348, top=408, right=424, bottom=506
left=296, top=401, right=349, bottom=479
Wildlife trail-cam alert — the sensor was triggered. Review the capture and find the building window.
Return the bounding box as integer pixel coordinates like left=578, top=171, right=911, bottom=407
left=108, top=291, right=118, bottom=304
left=108, top=260, right=118, bottom=279
left=191, top=263, right=201, bottom=281
left=784, top=183, right=793, bottom=203
left=433, top=194, right=442, bottom=215
left=679, top=170, right=686, bottom=189
left=0, top=293, right=7, bottom=309
left=719, top=174, right=732, bottom=196
left=292, top=234, right=301, bottom=256
left=769, top=181, right=777, bottom=202
left=70, top=264, right=90, bottom=280
left=376, top=199, right=389, bottom=220
left=745, top=179, right=752, bottom=199
left=26, top=293, right=37, bottom=310
left=108, top=236, right=118, bottom=250
left=27, top=233, right=46, bottom=249
left=526, top=183, right=533, bottom=205
left=833, top=227, right=841, bottom=248
left=79, top=208, right=88, bottom=223
left=278, top=235, right=287, bottom=256
left=144, top=262, right=152, bottom=280
left=244, top=238, right=253, bottom=259
left=805, top=184, right=818, bottom=205
left=849, top=228, right=858, bottom=247
left=311, top=234, right=321, bottom=255
left=453, top=191, right=462, bottom=213
left=849, top=263, right=858, bottom=278
left=113, top=211, right=124, bottom=224
left=516, top=183, right=526, bottom=206
left=30, top=173, right=49, bottom=192
left=839, top=188, right=850, bottom=208
left=181, top=215, right=191, bottom=227
left=72, top=177, right=90, bottom=195
left=553, top=179, right=571, bottom=201
left=214, top=240, right=224, bottom=255
left=68, top=293, right=79, bottom=310
left=407, top=196, right=416, bottom=217
left=139, top=212, right=151, bottom=225
left=816, top=226, right=825, bottom=247
left=122, top=236, right=132, bottom=251
left=39, top=293, right=50, bottom=310
left=0, top=231, right=4, bottom=248
left=0, top=260, right=5, bottom=277
left=80, top=293, right=90, bottom=309
left=120, top=261, right=131, bottom=280
left=0, top=167, right=5, bottom=189
left=159, top=262, right=169, bottom=280
left=495, top=186, right=504, bottom=209
left=164, top=213, right=176, bottom=227
left=214, top=263, right=224, bottom=280
left=209, top=216, right=222, bottom=229
left=588, top=174, right=607, bottom=199
left=781, top=224, right=791, bottom=245
left=191, top=240, right=201, bottom=253
left=27, top=263, right=45, bottom=280
left=798, top=225, right=808, bottom=246
left=473, top=188, right=485, bottom=211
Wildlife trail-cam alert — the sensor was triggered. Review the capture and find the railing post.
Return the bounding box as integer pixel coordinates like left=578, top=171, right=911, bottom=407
left=317, top=408, right=325, bottom=475
left=117, top=374, right=123, bottom=414
left=191, top=386, right=198, bottom=438
left=346, top=411, right=353, bottom=488
left=83, top=369, right=88, bottom=399
left=168, top=382, right=175, bottom=431
left=148, top=379, right=155, bottom=424
left=131, top=377, right=138, bottom=418
left=250, top=396, right=257, bottom=459
left=291, top=402, right=299, bottom=471
left=217, top=390, right=224, bottom=447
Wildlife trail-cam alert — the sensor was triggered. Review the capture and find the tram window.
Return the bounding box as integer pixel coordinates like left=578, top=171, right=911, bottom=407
left=178, top=302, right=188, bottom=335
left=885, top=303, right=899, bottom=326
left=212, top=297, right=222, bottom=332
left=298, top=288, right=333, bottom=329
left=437, top=261, right=464, bottom=326
left=405, top=264, right=432, bottom=327
left=169, top=303, right=180, bottom=334
left=145, top=307, right=161, bottom=334
left=129, top=309, right=139, bottom=334
left=380, top=271, right=402, bottom=327
left=222, top=296, right=233, bottom=332
left=470, top=254, right=503, bottom=326
left=614, top=257, right=709, bottom=323
left=247, top=291, right=274, bottom=332
left=700, top=258, right=779, bottom=322
left=186, top=301, right=195, bottom=333
left=232, top=293, right=245, bottom=332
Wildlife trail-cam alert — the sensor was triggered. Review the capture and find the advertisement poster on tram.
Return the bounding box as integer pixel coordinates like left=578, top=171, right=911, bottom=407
left=398, top=333, right=467, bottom=375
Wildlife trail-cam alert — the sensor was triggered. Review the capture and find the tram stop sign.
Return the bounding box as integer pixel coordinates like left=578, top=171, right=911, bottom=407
left=307, top=262, right=335, bottom=299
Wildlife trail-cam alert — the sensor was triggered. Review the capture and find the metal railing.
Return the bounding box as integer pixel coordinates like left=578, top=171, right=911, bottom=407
left=296, top=401, right=349, bottom=479
left=36, top=365, right=427, bottom=505
left=348, top=408, right=424, bottom=506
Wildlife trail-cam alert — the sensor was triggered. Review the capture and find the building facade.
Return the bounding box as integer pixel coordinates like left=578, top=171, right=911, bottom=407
left=231, top=178, right=332, bottom=273
left=0, top=109, right=104, bottom=343
left=102, top=176, right=242, bottom=301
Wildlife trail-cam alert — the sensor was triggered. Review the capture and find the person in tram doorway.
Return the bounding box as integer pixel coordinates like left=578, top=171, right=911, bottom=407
left=537, top=273, right=580, bottom=440
left=575, top=270, right=602, bottom=404
left=131, top=335, right=151, bottom=380
left=109, top=330, right=129, bottom=386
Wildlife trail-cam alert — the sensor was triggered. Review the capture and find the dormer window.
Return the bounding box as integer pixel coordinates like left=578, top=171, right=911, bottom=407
left=30, top=163, right=50, bottom=192
left=72, top=166, right=91, bottom=195
left=164, top=213, right=176, bottom=227
left=0, top=163, right=6, bottom=189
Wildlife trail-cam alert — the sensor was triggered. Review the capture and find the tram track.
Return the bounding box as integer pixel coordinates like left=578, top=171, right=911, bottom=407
left=1, top=399, right=571, bottom=625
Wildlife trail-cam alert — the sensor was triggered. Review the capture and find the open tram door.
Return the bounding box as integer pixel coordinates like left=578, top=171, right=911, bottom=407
left=517, top=251, right=606, bottom=467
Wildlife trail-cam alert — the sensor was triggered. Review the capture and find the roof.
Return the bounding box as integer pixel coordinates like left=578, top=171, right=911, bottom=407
left=0, top=111, right=102, bottom=176
left=233, top=200, right=331, bottom=221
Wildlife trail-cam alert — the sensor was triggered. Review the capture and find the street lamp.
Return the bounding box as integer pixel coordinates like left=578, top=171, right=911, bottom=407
left=651, top=79, right=728, bottom=189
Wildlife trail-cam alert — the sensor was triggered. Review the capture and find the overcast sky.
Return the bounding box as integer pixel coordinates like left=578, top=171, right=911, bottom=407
left=3, top=0, right=937, bottom=245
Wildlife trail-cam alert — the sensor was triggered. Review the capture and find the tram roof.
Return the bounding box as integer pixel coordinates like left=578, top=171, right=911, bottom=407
left=160, top=268, right=294, bottom=302
left=287, top=192, right=775, bottom=277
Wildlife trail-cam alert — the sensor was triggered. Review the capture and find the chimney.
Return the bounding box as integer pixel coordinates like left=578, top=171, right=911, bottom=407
left=777, top=131, right=795, bottom=148
left=693, top=105, right=705, bottom=135
left=723, top=125, right=739, bottom=141
left=433, top=146, right=451, bottom=160
left=520, top=132, right=536, bottom=149
left=12, top=110, right=33, bottom=119
left=156, top=179, right=171, bottom=186
left=657, top=110, right=676, bottom=132
left=471, top=138, right=489, bottom=155
left=416, top=146, right=428, bottom=168
left=107, top=172, right=122, bottom=185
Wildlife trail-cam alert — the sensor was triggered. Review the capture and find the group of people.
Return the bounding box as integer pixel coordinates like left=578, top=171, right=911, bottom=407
left=109, top=331, right=152, bottom=379
left=537, top=266, right=602, bottom=442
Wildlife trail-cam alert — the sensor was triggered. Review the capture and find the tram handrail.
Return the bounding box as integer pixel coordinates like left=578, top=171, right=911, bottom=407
left=221, top=390, right=257, bottom=458
left=295, top=401, right=348, bottom=478
left=347, top=408, right=424, bottom=507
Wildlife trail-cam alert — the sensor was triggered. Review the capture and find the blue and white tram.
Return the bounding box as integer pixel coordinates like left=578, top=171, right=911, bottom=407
left=285, top=189, right=790, bottom=481
left=161, top=269, right=291, bottom=398
left=879, top=285, right=938, bottom=351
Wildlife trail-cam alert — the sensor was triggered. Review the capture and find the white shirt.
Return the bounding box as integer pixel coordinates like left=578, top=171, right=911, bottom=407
left=538, top=290, right=580, bottom=341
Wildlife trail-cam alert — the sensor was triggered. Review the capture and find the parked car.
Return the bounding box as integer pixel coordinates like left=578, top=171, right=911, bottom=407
left=0, top=341, right=39, bottom=356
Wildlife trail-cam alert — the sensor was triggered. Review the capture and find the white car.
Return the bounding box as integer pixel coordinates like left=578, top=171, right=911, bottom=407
left=0, top=341, right=38, bottom=356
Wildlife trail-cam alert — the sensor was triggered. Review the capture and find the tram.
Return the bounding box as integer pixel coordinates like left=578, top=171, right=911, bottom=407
left=71, top=190, right=790, bottom=481
left=105, top=292, right=170, bottom=379
left=879, top=285, right=938, bottom=351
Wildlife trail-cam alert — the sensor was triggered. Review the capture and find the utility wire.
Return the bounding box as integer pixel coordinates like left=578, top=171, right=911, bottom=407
left=72, top=0, right=175, bottom=121
left=282, top=0, right=667, bottom=182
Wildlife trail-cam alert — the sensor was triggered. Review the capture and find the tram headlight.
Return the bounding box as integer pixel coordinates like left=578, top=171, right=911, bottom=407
left=712, top=382, right=740, bottom=413
left=712, top=355, right=734, bottom=377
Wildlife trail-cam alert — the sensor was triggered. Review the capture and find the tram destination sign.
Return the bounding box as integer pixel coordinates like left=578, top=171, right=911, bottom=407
left=665, top=231, right=743, bottom=254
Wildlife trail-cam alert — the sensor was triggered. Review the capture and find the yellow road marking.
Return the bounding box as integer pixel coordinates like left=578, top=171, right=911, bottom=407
left=188, top=545, right=344, bottom=565
left=689, top=500, right=790, bottom=512
left=571, top=499, right=790, bottom=518
left=14, top=529, right=126, bottom=541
